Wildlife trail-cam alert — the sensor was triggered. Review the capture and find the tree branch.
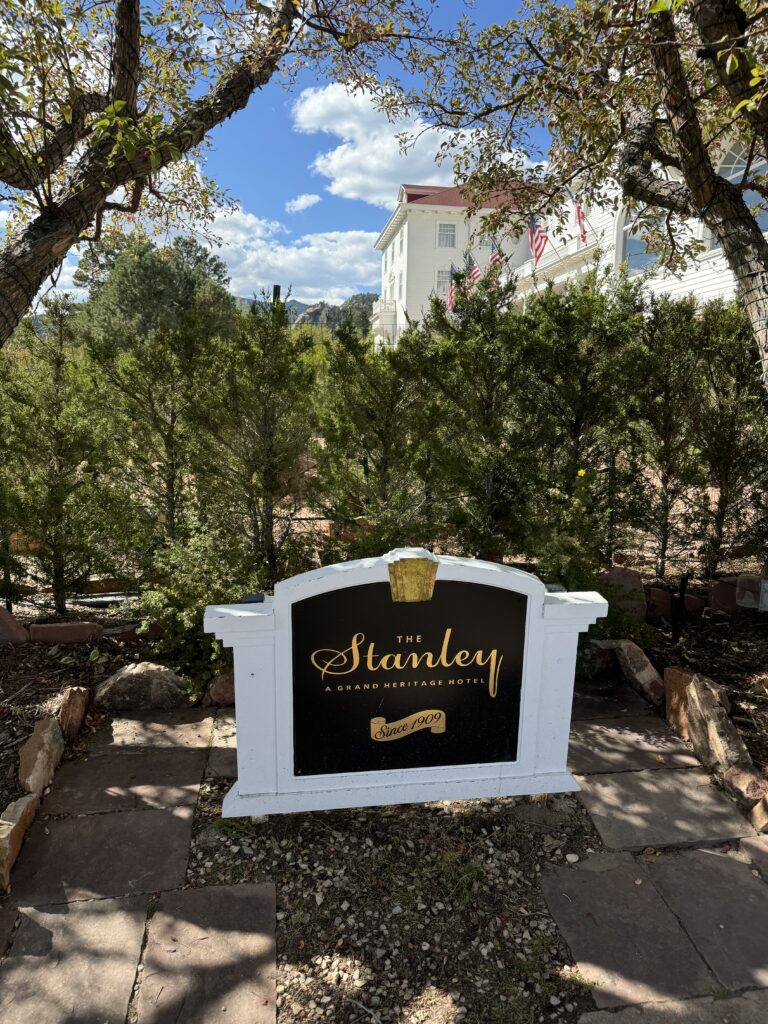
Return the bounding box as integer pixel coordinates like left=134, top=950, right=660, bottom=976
left=692, top=0, right=768, bottom=160
left=110, top=0, right=141, bottom=116
left=617, top=113, right=697, bottom=217
left=0, top=90, right=107, bottom=190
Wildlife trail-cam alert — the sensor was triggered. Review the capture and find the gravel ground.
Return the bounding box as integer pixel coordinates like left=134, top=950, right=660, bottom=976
left=189, top=779, right=601, bottom=1024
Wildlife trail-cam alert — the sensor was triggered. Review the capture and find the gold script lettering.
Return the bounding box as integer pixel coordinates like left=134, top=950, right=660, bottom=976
left=310, top=629, right=503, bottom=698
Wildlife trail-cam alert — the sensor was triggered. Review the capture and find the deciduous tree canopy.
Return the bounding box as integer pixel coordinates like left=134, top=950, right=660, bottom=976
left=0, top=0, right=439, bottom=347
left=403, top=0, right=768, bottom=384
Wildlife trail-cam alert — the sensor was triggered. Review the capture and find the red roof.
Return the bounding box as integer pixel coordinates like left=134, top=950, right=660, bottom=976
left=399, top=184, right=522, bottom=209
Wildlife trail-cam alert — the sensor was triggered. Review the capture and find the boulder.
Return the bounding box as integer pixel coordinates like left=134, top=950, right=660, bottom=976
left=601, top=567, right=646, bottom=619
left=95, top=661, right=189, bottom=711
left=684, top=593, right=707, bottom=615
left=202, top=671, right=235, bottom=707
left=751, top=797, right=768, bottom=833
left=29, top=621, right=103, bottom=643
left=0, top=607, right=28, bottom=645
left=721, top=766, right=768, bottom=810
left=57, top=686, right=91, bottom=742
left=664, top=666, right=696, bottom=740
left=708, top=579, right=738, bottom=613
left=645, top=587, right=672, bottom=621
left=685, top=674, right=751, bottom=773
left=0, top=794, right=39, bottom=891
left=18, top=717, right=64, bottom=796
left=615, top=640, right=664, bottom=705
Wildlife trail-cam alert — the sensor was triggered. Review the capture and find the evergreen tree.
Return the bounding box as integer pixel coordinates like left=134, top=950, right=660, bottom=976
left=634, top=294, right=706, bottom=578
left=521, top=266, right=645, bottom=579
left=315, top=324, right=427, bottom=557
left=194, top=296, right=318, bottom=589
left=84, top=238, right=235, bottom=551
left=1, top=297, right=115, bottom=613
left=691, top=300, right=768, bottom=577
left=399, top=270, right=533, bottom=562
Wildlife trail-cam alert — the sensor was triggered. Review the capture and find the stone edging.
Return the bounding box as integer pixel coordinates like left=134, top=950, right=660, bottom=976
left=0, top=686, right=91, bottom=890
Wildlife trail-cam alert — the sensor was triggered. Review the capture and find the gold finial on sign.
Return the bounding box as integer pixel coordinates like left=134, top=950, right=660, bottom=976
left=386, top=549, right=438, bottom=602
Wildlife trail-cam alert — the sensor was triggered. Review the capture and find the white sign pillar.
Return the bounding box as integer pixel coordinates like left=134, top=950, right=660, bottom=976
left=204, top=549, right=607, bottom=817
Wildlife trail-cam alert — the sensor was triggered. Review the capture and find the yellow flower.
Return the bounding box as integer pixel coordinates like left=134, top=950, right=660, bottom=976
left=577, top=468, right=586, bottom=477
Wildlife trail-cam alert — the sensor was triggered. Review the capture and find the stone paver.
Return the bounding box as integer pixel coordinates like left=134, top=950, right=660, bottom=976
left=8, top=807, right=193, bottom=906
left=88, top=708, right=214, bottom=753
left=0, top=896, right=148, bottom=1024
left=41, top=747, right=207, bottom=814
left=571, top=679, right=653, bottom=722
left=577, top=768, right=756, bottom=851
left=741, top=834, right=768, bottom=875
left=541, top=853, right=714, bottom=1008
left=0, top=908, right=17, bottom=956
left=579, top=989, right=768, bottom=1024
left=568, top=718, right=699, bottom=775
left=647, top=849, right=768, bottom=991
left=137, top=883, right=276, bottom=1023
left=206, top=710, right=237, bottom=779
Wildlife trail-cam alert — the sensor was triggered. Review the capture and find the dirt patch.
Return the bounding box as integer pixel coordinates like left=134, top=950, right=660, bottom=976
left=190, top=779, right=601, bottom=1023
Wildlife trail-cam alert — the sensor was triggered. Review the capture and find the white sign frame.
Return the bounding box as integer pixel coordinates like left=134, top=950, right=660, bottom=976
left=204, top=549, right=608, bottom=817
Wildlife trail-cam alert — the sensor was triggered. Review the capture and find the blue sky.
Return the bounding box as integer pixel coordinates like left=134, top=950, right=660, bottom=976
left=180, top=1, right=520, bottom=304
left=39, top=2, right=521, bottom=305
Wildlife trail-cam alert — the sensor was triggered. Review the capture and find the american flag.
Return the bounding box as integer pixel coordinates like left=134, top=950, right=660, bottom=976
left=529, top=215, right=548, bottom=266
left=466, top=253, right=482, bottom=290
left=488, top=238, right=506, bottom=269
left=447, top=263, right=457, bottom=310
left=576, top=202, right=587, bottom=243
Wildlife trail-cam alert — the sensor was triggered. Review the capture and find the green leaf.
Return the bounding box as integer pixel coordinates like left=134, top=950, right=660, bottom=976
left=648, top=0, right=672, bottom=12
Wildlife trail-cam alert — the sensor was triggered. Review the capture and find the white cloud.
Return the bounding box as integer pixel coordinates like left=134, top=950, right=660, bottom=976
left=210, top=207, right=379, bottom=304
left=285, top=193, right=321, bottom=214
left=292, top=84, right=454, bottom=209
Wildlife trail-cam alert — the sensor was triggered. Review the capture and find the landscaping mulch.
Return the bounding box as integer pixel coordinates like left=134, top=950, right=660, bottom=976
left=189, top=779, right=601, bottom=1024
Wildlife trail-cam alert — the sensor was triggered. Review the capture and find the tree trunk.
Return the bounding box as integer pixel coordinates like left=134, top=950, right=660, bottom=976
left=51, top=546, right=67, bottom=616
left=1, top=533, right=13, bottom=612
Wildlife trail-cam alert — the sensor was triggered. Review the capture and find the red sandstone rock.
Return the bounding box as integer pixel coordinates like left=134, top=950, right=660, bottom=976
left=646, top=587, right=672, bottom=621
left=202, top=671, right=235, bottom=707
left=0, top=607, right=28, bottom=645
left=601, top=567, right=647, bottom=619
left=615, top=640, right=665, bottom=705
left=18, top=717, right=64, bottom=795
left=29, top=621, right=103, bottom=643
left=708, top=580, right=738, bottom=613
left=0, top=794, right=39, bottom=891
left=664, top=666, right=695, bottom=740
left=57, top=686, right=91, bottom=742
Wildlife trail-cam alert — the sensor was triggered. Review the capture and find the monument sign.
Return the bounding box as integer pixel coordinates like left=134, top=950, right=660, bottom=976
left=204, top=548, right=607, bottom=816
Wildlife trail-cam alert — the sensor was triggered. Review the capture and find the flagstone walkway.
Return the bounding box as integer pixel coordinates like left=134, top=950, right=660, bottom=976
left=557, top=677, right=768, bottom=1020
left=0, top=709, right=275, bottom=1024
left=0, top=680, right=766, bottom=1022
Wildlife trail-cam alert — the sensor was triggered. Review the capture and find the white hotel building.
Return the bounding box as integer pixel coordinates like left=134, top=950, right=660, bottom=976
left=370, top=144, right=766, bottom=348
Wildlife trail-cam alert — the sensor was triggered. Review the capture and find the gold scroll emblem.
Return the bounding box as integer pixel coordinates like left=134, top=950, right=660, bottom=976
left=370, top=710, right=446, bottom=742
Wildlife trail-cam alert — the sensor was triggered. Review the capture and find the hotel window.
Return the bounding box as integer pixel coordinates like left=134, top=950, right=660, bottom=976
left=399, top=230, right=404, bottom=255
left=437, top=223, right=456, bottom=248
left=619, top=210, right=660, bottom=276
left=711, top=143, right=768, bottom=247
left=435, top=268, right=451, bottom=298
left=383, top=248, right=388, bottom=271
left=398, top=272, right=403, bottom=301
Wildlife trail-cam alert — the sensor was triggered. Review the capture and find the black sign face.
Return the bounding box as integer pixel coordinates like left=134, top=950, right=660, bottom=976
left=291, top=580, right=527, bottom=776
